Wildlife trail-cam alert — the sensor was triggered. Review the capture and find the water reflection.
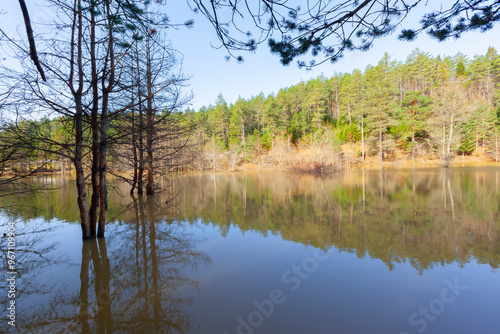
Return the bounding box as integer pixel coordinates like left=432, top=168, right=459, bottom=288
left=1, top=168, right=499, bottom=333
left=2, top=169, right=500, bottom=274
left=78, top=238, right=112, bottom=333
left=1, top=195, right=209, bottom=333
left=164, top=169, right=500, bottom=272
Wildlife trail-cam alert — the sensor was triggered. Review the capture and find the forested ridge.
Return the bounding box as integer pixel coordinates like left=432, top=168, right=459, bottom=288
left=3, top=47, right=500, bottom=178
left=186, top=47, right=500, bottom=170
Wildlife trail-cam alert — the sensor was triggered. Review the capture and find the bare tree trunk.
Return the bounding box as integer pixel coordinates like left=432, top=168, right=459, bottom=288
left=75, top=112, right=90, bottom=238
left=98, top=117, right=108, bottom=237
left=138, top=87, right=145, bottom=194
left=97, top=0, right=115, bottom=237
left=130, top=124, right=138, bottom=193
left=444, top=111, right=455, bottom=167
left=71, top=0, right=90, bottom=239
left=88, top=5, right=99, bottom=236
left=146, top=34, right=154, bottom=195
left=130, top=87, right=138, bottom=194
left=133, top=43, right=144, bottom=194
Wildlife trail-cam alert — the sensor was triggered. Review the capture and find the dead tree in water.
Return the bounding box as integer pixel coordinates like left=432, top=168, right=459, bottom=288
left=109, top=26, right=192, bottom=195
left=0, top=0, right=164, bottom=238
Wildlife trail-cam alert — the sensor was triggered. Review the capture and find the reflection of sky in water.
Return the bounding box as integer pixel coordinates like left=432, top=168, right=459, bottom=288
left=0, top=168, right=499, bottom=333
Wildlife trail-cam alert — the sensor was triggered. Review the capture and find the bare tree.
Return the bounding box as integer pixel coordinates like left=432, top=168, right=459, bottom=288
left=108, top=25, right=193, bottom=195
left=427, top=78, right=472, bottom=167
left=0, top=0, right=158, bottom=238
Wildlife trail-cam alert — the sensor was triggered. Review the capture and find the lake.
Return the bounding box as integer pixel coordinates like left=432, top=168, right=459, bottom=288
left=0, top=168, right=499, bottom=333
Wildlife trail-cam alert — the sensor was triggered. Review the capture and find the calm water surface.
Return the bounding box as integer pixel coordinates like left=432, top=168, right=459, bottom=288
left=0, top=168, right=499, bottom=333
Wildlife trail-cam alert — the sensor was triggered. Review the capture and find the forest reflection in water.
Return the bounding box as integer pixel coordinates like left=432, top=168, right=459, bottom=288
left=0, top=195, right=210, bottom=333
left=0, top=167, right=499, bottom=333
left=166, top=167, right=500, bottom=272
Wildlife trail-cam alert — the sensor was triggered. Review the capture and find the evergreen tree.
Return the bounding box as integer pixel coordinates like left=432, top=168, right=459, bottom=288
left=262, top=95, right=281, bottom=149
left=213, top=94, right=230, bottom=148
left=399, top=90, right=432, bottom=158
left=364, top=54, right=396, bottom=162
left=339, top=73, right=356, bottom=124
left=229, top=97, right=250, bottom=157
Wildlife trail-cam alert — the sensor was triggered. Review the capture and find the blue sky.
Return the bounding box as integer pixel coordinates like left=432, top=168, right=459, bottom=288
left=1, top=1, right=499, bottom=110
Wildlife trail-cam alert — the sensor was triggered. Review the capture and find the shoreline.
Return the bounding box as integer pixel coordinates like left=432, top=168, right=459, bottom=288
left=3, top=156, right=499, bottom=178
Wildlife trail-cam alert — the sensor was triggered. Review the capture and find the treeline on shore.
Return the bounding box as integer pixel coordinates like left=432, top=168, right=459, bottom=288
left=183, top=47, right=500, bottom=171
left=2, top=48, right=500, bottom=177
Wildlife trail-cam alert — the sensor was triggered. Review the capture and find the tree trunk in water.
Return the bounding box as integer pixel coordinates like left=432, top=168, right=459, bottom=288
left=146, top=61, right=154, bottom=195
left=72, top=0, right=90, bottom=239
left=136, top=43, right=144, bottom=195
left=130, top=95, right=138, bottom=194
left=75, top=112, right=90, bottom=238
left=88, top=127, right=99, bottom=236
left=75, top=154, right=90, bottom=238
left=97, top=0, right=115, bottom=237
left=146, top=34, right=154, bottom=195
left=88, top=5, right=99, bottom=236
left=146, top=130, right=154, bottom=195
left=98, top=117, right=108, bottom=237
left=138, top=103, right=145, bottom=194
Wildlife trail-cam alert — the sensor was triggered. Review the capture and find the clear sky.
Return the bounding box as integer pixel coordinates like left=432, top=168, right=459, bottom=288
left=1, top=1, right=499, bottom=110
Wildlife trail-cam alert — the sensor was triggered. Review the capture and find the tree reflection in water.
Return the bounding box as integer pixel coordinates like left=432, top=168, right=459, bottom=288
left=1, top=168, right=499, bottom=332
left=13, top=195, right=210, bottom=333
left=165, top=169, right=500, bottom=272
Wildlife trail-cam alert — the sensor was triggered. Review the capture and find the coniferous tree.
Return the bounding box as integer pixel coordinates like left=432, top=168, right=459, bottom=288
left=399, top=91, right=432, bottom=158
left=229, top=98, right=250, bottom=157
left=340, top=73, right=356, bottom=125
left=364, top=55, right=396, bottom=162
left=212, top=94, right=230, bottom=148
